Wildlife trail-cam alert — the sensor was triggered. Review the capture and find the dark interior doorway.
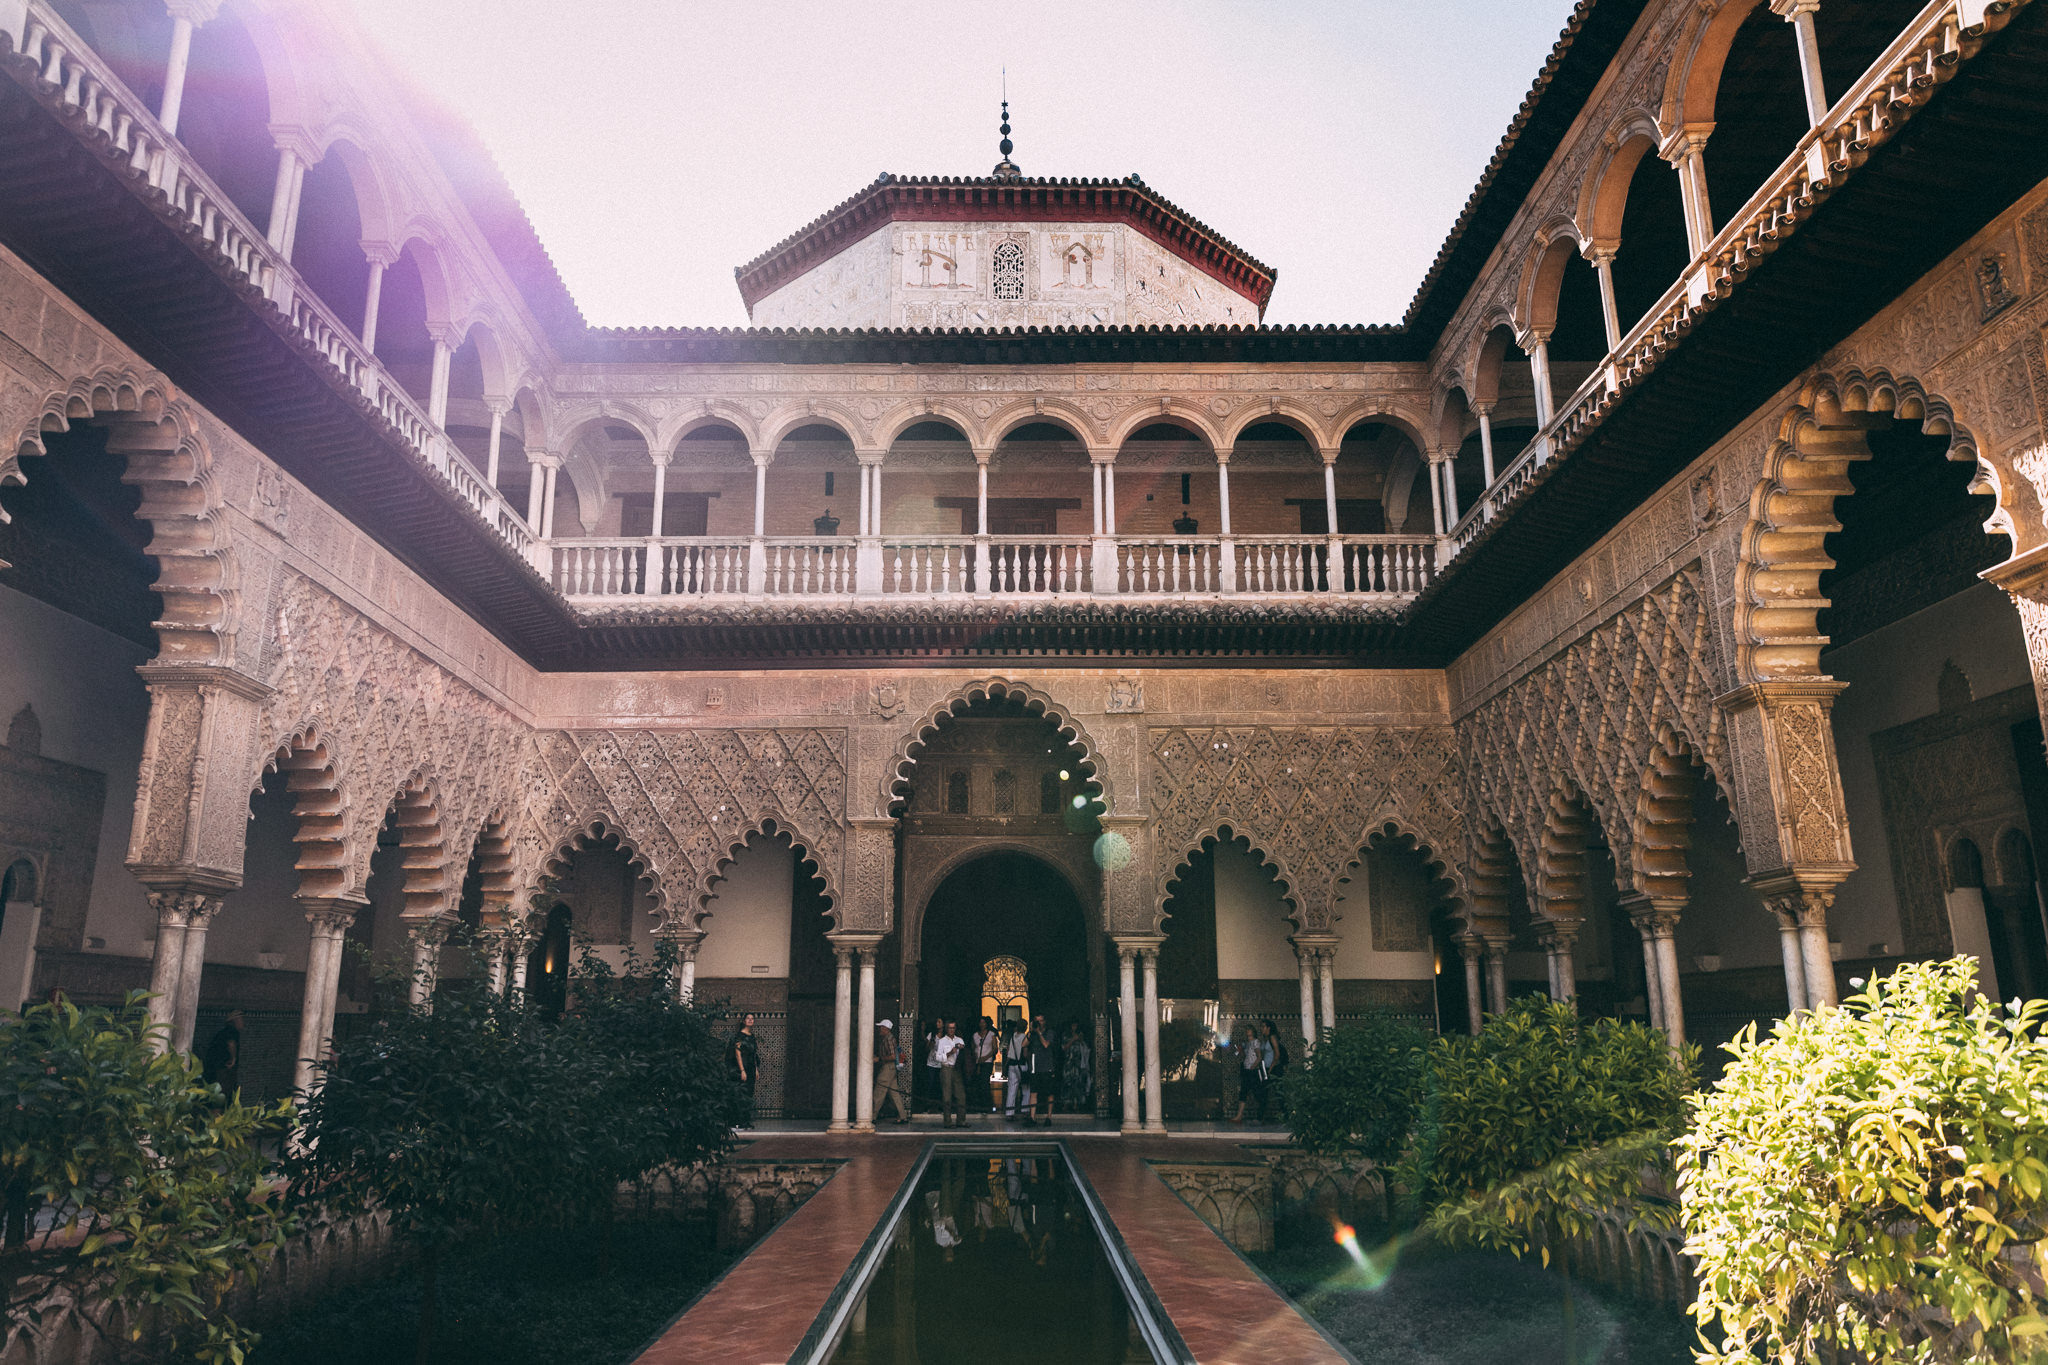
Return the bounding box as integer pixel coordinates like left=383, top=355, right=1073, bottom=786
left=918, top=852, right=1091, bottom=1038
left=781, top=847, right=839, bottom=1118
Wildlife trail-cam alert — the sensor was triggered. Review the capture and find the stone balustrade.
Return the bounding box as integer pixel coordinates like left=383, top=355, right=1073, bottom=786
left=548, top=532, right=1439, bottom=604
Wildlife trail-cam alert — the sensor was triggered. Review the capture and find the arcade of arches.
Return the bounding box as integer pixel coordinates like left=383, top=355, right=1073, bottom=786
left=4, top=0, right=2048, bottom=1138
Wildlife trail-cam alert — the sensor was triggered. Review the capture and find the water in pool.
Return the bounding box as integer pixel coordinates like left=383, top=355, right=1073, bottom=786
left=827, top=1151, right=1153, bottom=1364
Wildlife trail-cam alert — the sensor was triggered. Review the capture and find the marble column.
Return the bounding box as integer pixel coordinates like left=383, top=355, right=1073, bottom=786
left=829, top=944, right=854, bottom=1132
left=1781, top=0, right=1828, bottom=128
left=1538, top=922, right=1578, bottom=1003
left=172, top=899, right=218, bottom=1053
left=1457, top=935, right=1485, bottom=1034
left=143, top=891, right=193, bottom=1050
left=292, top=897, right=363, bottom=1096
left=1317, top=949, right=1338, bottom=1035
left=1118, top=947, right=1140, bottom=1134
left=1622, top=895, right=1687, bottom=1048
left=1473, top=402, right=1497, bottom=486
left=1590, top=248, right=1622, bottom=352
left=1140, top=946, right=1165, bottom=1133
left=1295, top=946, right=1316, bottom=1049
left=405, top=922, right=446, bottom=1010
left=1484, top=940, right=1510, bottom=1015
left=855, top=944, right=878, bottom=1133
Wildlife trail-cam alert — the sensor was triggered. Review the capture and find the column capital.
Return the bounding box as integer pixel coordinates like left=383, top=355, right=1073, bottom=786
left=1290, top=932, right=1339, bottom=953
left=403, top=917, right=451, bottom=947
left=826, top=929, right=887, bottom=951
left=146, top=885, right=227, bottom=925
left=529, top=449, right=563, bottom=471
left=1750, top=871, right=1839, bottom=930
left=1316, top=446, right=1342, bottom=466
left=1089, top=448, right=1118, bottom=466
left=165, top=0, right=225, bottom=25
left=1515, top=325, right=1552, bottom=352
left=1468, top=399, right=1495, bottom=418
left=482, top=394, right=513, bottom=416
left=359, top=238, right=402, bottom=269
left=299, top=895, right=367, bottom=934
left=854, top=448, right=887, bottom=467
left=1534, top=920, right=1579, bottom=952
left=972, top=446, right=997, bottom=466
left=1584, top=243, right=1619, bottom=266
left=135, top=660, right=274, bottom=703
left=267, top=121, right=321, bottom=164
left=1660, top=124, right=1714, bottom=161
left=1111, top=934, right=1166, bottom=953
left=1769, top=0, right=1822, bottom=18
left=648, top=450, right=673, bottom=469
left=1481, top=937, right=1510, bottom=964
left=1616, top=892, right=1683, bottom=938
left=425, top=322, right=464, bottom=350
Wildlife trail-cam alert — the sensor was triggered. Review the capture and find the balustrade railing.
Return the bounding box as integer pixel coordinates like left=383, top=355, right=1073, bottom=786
left=761, top=538, right=854, bottom=596
left=1117, top=537, right=1217, bottom=594
left=984, top=536, right=1092, bottom=594
left=7, top=1, right=535, bottom=561
left=1443, top=0, right=1999, bottom=565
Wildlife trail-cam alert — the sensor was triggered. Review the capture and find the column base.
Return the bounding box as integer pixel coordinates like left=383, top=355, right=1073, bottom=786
left=853, top=1120, right=875, bottom=1134
left=1120, top=1122, right=1141, bottom=1135
left=827, top=1120, right=853, bottom=1133
left=1142, top=1120, right=1167, bottom=1133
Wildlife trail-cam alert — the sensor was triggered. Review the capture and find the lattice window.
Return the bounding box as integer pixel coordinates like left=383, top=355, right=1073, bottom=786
left=991, top=240, right=1025, bottom=300
left=992, top=769, right=1016, bottom=815
left=947, top=770, right=970, bottom=814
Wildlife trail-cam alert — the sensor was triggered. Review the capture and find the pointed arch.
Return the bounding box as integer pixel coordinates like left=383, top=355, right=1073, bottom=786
left=1535, top=785, right=1611, bottom=923
left=466, top=808, right=518, bottom=929
left=1634, top=726, right=1708, bottom=904
left=691, top=812, right=842, bottom=932
left=882, top=676, right=1114, bottom=816
left=1156, top=823, right=1302, bottom=935
left=1735, top=368, right=2015, bottom=682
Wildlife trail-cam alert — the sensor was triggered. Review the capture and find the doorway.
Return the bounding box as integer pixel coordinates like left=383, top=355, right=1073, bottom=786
left=918, top=852, right=1091, bottom=1040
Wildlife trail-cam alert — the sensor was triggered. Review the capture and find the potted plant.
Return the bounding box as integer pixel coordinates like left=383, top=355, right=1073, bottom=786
left=813, top=509, right=839, bottom=536
left=1172, top=513, right=1199, bottom=535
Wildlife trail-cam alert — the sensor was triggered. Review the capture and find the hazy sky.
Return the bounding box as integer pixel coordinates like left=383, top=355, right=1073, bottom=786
left=347, top=0, right=1582, bottom=329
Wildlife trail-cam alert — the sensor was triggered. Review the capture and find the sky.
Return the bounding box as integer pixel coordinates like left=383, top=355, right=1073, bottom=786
left=346, top=0, right=1584, bottom=329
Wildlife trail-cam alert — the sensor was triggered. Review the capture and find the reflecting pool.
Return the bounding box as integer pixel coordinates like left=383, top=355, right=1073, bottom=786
left=821, top=1148, right=1159, bottom=1364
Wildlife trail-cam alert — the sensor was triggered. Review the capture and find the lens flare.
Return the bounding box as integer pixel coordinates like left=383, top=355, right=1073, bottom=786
left=1329, top=1217, right=1400, bottom=1290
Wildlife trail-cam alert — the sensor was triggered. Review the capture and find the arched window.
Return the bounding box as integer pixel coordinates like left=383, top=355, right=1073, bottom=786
left=992, top=240, right=1025, bottom=301
left=992, top=769, right=1016, bottom=815
left=947, top=770, right=970, bottom=815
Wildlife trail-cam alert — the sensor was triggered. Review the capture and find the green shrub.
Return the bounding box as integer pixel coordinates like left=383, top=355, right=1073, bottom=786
left=1406, top=995, right=1693, bottom=1254
left=2, top=991, right=296, bottom=1363
left=1282, top=1011, right=1431, bottom=1163
left=1678, top=958, right=2048, bottom=1364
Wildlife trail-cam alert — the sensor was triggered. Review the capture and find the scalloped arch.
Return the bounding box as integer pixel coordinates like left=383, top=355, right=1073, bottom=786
left=1332, top=816, right=1470, bottom=935
left=541, top=816, right=676, bottom=926
left=691, top=813, right=842, bottom=933
left=882, top=677, right=1114, bottom=816
left=1155, top=823, right=1303, bottom=935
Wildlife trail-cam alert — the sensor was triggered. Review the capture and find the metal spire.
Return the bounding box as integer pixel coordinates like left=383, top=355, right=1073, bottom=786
left=993, top=71, right=1021, bottom=179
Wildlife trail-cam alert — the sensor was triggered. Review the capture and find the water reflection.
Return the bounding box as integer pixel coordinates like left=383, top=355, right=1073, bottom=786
left=829, top=1153, right=1152, bottom=1364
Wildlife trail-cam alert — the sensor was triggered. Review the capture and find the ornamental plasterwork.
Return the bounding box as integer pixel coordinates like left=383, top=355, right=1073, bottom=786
left=513, top=727, right=850, bottom=929
left=1456, top=566, right=1729, bottom=909
left=257, top=573, right=529, bottom=902
left=1146, top=725, right=1471, bottom=934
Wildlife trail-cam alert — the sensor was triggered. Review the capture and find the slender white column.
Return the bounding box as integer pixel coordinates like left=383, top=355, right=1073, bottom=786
left=1441, top=454, right=1460, bottom=525
left=540, top=460, right=560, bottom=539
left=1541, top=924, right=1578, bottom=1002
left=510, top=937, right=531, bottom=993
left=157, top=14, right=197, bottom=134
left=484, top=401, right=505, bottom=486
left=828, top=945, right=854, bottom=1132
left=1774, top=908, right=1809, bottom=1014
left=292, top=900, right=359, bottom=1096
left=1639, top=929, right=1666, bottom=1031
left=1296, top=948, right=1316, bottom=1049
left=1322, top=458, right=1339, bottom=535
left=278, top=157, right=307, bottom=262
left=525, top=459, right=546, bottom=529
left=869, top=461, right=883, bottom=535
left=1783, top=2, right=1828, bottom=128
left=360, top=257, right=387, bottom=353
left=976, top=459, right=989, bottom=534
left=1118, top=948, right=1140, bottom=1133
left=752, top=457, right=768, bottom=536
left=1217, top=457, right=1233, bottom=535
left=426, top=336, right=453, bottom=428
left=1473, top=404, right=1497, bottom=486
left=1104, top=459, right=1117, bottom=535
left=265, top=147, right=301, bottom=251
left=1317, top=949, right=1337, bottom=1034
left=1652, top=929, right=1685, bottom=1047
left=1091, top=461, right=1105, bottom=536
left=1141, top=948, right=1165, bottom=1132
left=1672, top=136, right=1715, bottom=256
left=1485, top=943, right=1509, bottom=1015
left=857, top=464, right=872, bottom=536
left=484, top=936, right=509, bottom=995
left=406, top=924, right=444, bottom=1010
left=144, top=894, right=191, bottom=1051
left=855, top=946, right=877, bottom=1132
left=1591, top=250, right=1622, bottom=352
left=1528, top=333, right=1555, bottom=425
left=649, top=455, right=669, bottom=538
left=1799, top=916, right=1836, bottom=1009
left=1427, top=456, right=1446, bottom=534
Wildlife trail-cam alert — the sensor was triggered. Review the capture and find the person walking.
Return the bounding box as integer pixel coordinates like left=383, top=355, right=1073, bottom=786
left=1232, top=1023, right=1266, bottom=1124
left=873, top=1020, right=911, bottom=1124
left=727, top=1012, right=759, bottom=1127
left=935, top=1018, right=968, bottom=1127
left=1028, top=1015, right=1057, bottom=1124
left=1003, top=1019, right=1032, bottom=1122
left=202, top=1009, right=244, bottom=1098
left=972, top=1016, right=999, bottom=1115
left=1263, top=1020, right=1290, bottom=1120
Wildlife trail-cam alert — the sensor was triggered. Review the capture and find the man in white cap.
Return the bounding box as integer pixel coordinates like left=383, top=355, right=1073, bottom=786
left=873, top=1019, right=911, bottom=1124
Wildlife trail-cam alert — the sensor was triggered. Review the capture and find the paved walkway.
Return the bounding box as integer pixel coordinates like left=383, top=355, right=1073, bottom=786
left=631, top=1130, right=1347, bottom=1365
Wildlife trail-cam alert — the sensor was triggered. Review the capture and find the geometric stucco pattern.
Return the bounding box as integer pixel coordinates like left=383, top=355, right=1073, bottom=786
left=1146, top=725, right=1470, bottom=932
left=1456, top=566, right=1730, bottom=909
left=513, top=727, right=848, bottom=928
left=258, top=573, right=528, bottom=903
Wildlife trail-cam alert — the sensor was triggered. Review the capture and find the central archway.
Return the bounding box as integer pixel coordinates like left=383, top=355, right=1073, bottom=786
left=918, top=851, right=1091, bottom=1039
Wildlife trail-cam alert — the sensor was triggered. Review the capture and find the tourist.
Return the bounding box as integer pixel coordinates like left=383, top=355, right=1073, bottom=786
left=1003, top=1019, right=1032, bottom=1122
left=1231, top=1025, right=1264, bottom=1123
left=1264, top=1021, right=1290, bottom=1117
left=201, top=1009, right=243, bottom=1098
left=935, top=1018, right=967, bottom=1127
left=972, top=1015, right=998, bottom=1114
left=1061, top=1022, right=1092, bottom=1114
left=727, top=1012, right=759, bottom=1126
left=873, top=1019, right=911, bottom=1124
left=920, top=1020, right=943, bottom=1112
left=1029, top=1015, right=1057, bottom=1123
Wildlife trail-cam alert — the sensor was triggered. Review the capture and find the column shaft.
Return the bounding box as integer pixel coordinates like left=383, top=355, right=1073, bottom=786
left=976, top=461, right=989, bottom=534
left=1118, top=950, right=1140, bottom=1133
left=1440, top=455, right=1460, bottom=525
left=172, top=907, right=214, bottom=1053
left=650, top=458, right=668, bottom=538
left=427, top=338, right=453, bottom=428
left=1776, top=914, right=1809, bottom=1013
left=541, top=463, right=559, bottom=539
left=1091, top=462, right=1105, bottom=536
left=1475, top=407, right=1497, bottom=485
left=144, top=898, right=189, bottom=1049
left=265, top=148, right=300, bottom=252
left=829, top=947, right=854, bottom=1132
left=1652, top=931, right=1686, bottom=1048
left=1317, top=951, right=1337, bottom=1034
left=753, top=459, right=768, bottom=537
left=1485, top=947, right=1509, bottom=1016
left=1322, top=461, right=1339, bottom=536
left=1217, top=460, right=1232, bottom=535
left=1461, top=945, right=1483, bottom=1034
left=855, top=948, right=877, bottom=1133
left=1104, top=461, right=1117, bottom=535
left=1788, top=8, right=1828, bottom=127
left=1593, top=254, right=1622, bottom=352
left=484, top=404, right=504, bottom=486
left=1427, top=458, right=1445, bottom=534
left=857, top=464, right=871, bottom=537
left=292, top=908, right=354, bottom=1096
left=360, top=259, right=386, bottom=353
left=157, top=16, right=195, bottom=134
left=1530, top=338, right=1555, bottom=425
left=1296, top=950, right=1316, bottom=1049
left=1140, top=950, right=1165, bottom=1132
left=525, top=460, right=545, bottom=528
left=1799, top=919, right=1836, bottom=1009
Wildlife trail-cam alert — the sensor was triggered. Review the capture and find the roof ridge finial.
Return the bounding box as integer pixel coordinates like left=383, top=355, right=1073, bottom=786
left=993, top=70, right=1021, bottom=180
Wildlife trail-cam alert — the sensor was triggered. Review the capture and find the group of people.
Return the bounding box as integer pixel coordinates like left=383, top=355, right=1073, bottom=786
left=1230, top=1018, right=1289, bottom=1123
left=873, top=1014, right=1093, bottom=1127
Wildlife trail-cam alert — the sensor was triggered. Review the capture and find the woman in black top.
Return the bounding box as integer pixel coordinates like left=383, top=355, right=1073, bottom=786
left=728, top=1013, right=759, bottom=1127
left=1028, top=1016, right=1058, bottom=1123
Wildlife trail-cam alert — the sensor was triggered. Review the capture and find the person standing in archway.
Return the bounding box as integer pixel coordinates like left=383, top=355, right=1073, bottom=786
left=1028, top=1015, right=1057, bottom=1124
left=873, top=1020, right=911, bottom=1124
left=727, top=1013, right=759, bottom=1127
left=935, top=1019, right=967, bottom=1127
left=972, top=1016, right=999, bottom=1115
left=1003, top=1019, right=1032, bottom=1122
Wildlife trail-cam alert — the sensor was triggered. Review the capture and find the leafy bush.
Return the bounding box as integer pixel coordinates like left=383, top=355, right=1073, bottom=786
left=2, top=991, right=296, bottom=1363
left=1678, top=959, right=2048, bottom=1364
left=1282, top=1011, right=1431, bottom=1163
left=1405, top=996, right=1693, bottom=1254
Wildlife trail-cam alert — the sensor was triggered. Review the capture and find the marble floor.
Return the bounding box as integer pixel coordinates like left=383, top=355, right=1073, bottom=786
left=630, top=1132, right=1347, bottom=1365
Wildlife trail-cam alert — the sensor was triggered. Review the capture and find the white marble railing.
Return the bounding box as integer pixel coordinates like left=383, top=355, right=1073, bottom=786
left=1444, top=0, right=1996, bottom=563
left=7, top=1, right=535, bottom=562
left=552, top=533, right=1437, bottom=604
